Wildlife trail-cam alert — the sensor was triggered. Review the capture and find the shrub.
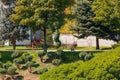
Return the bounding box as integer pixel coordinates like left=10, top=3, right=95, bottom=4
left=79, top=52, right=93, bottom=61
left=84, top=53, right=93, bottom=61
left=14, top=58, right=24, bottom=64
left=56, top=50, right=64, bottom=58
left=33, top=68, right=48, bottom=74
left=79, top=51, right=87, bottom=61
left=38, top=52, right=46, bottom=58
left=112, top=41, right=120, bottom=49
left=11, top=52, right=22, bottom=58
left=3, top=62, right=12, bottom=69
left=13, top=58, right=25, bottom=69
left=0, top=68, right=7, bottom=74
left=40, top=47, right=120, bottom=80
left=24, top=54, right=33, bottom=62
left=0, top=62, right=3, bottom=68
left=25, top=61, right=39, bottom=73
left=7, top=66, right=17, bottom=75
left=52, top=59, right=62, bottom=66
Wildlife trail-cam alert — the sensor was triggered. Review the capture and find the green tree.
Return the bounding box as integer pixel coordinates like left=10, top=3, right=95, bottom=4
left=0, top=1, right=29, bottom=50
left=10, top=0, right=74, bottom=52
left=92, top=0, right=120, bottom=42
left=92, top=0, right=120, bottom=29
left=0, top=18, right=29, bottom=50
left=70, top=0, right=119, bottom=49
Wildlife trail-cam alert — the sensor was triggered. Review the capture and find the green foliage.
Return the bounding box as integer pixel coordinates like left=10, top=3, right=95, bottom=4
left=26, top=61, right=37, bottom=68
left=3, top=62, right=12, bottom=69
left=7, top=66, right=17, bottom=75
left=33, top=68, right=48, bottom=74
left=56, top=50, right=64, bottom=58
left=92, top=0, right=120, bottom=29
left=10, top=0, right=74, bottom=52
left=11, top=52, right=22, bottom=58
left=40, top=47, right=120, bottom=80
left=0, top=62, right=2, bottom=68
left=79, top=52, right=93, bottom=61
left=79, top=52, right=87, bottom=61
left=38, top=52, right=46, bottom=58
left=0, top=68, right=7, bottom=74
left=13, top=58, right=24, bottom=65
left=84, top=53, right=93, bottom=61
left=112, top=41, right=120, bottom=49
left=54, top=30, right=61, bottom=48
left=0, top=54, right=2, bottom=59
left=70, top=0, right=95, bottom=38
left=52, top=59, right=62, bottom=66
left=92, top=0, right=120, bottom=41
left=0, top=51, right=13, bottom=62
left=0, top=1, right=29, bottom=50
left=24, top=53, right=33, bottom=62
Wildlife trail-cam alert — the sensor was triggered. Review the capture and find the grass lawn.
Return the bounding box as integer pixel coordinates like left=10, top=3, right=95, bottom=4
left=0, top=45, right=111, bottom=50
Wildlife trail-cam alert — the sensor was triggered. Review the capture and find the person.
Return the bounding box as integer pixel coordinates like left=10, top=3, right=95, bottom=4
left=32, top=37, right=37, bottom=49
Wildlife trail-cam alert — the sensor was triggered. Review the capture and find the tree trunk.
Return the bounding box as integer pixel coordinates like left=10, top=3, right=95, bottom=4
left=28, top=66, right=32, bottom=73
left=12, top=39, right=16, bottom=50
left=96, top=37, right=99, bottom=50
left=43, top=27, right=47, bottom=53
left=30, top=29, right=33, bottom=47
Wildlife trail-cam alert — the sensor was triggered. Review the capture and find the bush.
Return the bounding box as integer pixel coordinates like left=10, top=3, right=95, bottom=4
left=112, top=42, right=120, bottom=49
left=33, top=68, right=48, bottom=74
left=79, top=52, right=93, bottom=61
left=11, top=52, right=22, bottom=58
left=7, top=66, right=17, bottom=75
left=79, top=51, right=87, bottom=61
left=14, top=58, right=24, bottom=65
left=26, top=61, right=39, bottom=68
left=38, top=52, right=46, bottom=58
left=0, top=68, right=7, bottom=74
left=24, top=54, right=33, bottom=62
left=3, top=62, right=12, bottom=69
left=56, top=50, right=64, bottom=58
left=52, top=59, right=62, bottom=66
left=40, top=47, right=120, bottom=80
left=0, top=62, right=2, bottom=68
left=84, top=53, right=93, bottom=61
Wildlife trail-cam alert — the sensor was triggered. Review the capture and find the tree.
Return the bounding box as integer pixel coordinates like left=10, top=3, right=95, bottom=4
left=54, top=29, right=61, bottom=48
left=0, top=0, right=29, bottom=50
left=92, top=0, right=120, bottom=42
left=10, top=0, right=74, bottom=52
left=70, top=0, right=118, bottom=49
left=0, top=18, right=29, bottom=50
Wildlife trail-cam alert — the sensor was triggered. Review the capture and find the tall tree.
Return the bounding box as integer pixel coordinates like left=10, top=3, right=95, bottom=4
left=92, top=0, right=120, bottom=42
left=0, top=0, right=29, bottom=50
left=0, top=18, right=29, bottom=50
left=10, top=0, right=74, bottom=52
left=70, top=0, right=115, bottom=49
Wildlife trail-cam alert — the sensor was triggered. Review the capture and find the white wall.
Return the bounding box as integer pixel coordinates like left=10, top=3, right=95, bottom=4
left=59, top=34, right=116, bottom=47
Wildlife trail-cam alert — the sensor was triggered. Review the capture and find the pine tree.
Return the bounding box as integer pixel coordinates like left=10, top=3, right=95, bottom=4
left=70, top=0, right=117, bottom=49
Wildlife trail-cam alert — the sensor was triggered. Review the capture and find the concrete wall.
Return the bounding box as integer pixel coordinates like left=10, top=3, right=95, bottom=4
left=59, top=34, right=116, bottom=47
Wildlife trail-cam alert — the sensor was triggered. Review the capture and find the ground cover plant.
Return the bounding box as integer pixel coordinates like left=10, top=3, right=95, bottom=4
left=0, top=50, right=99, bottom=80
left=40, top=47, right=120, bottom=80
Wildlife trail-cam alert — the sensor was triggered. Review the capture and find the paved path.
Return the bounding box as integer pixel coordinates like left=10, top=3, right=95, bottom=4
left=0, top=50, right=107, bottom=52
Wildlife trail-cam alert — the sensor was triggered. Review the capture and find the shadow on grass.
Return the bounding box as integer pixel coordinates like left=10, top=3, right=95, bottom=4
left=0, top=51, right=13, bottom=62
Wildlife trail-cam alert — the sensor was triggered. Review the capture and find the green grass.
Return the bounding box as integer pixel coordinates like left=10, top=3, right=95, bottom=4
left=0, top=46, right=111, bottom=50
